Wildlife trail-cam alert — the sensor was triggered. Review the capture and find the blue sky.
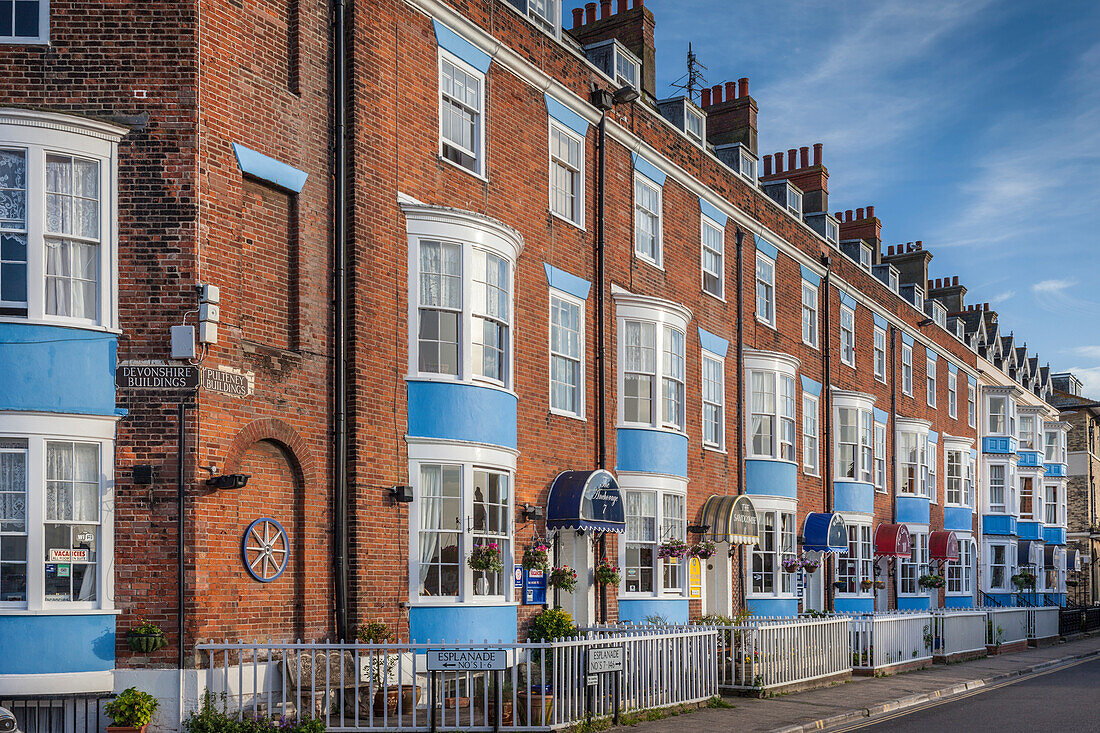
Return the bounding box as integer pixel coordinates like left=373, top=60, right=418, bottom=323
left=563, top=0, right=1100, bottom=397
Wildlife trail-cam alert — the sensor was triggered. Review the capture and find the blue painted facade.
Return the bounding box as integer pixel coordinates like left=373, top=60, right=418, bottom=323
left=897, top=596, right=931, bottom=611
left=833, top=482, right=874, bottom=514
left=0, top=324, right=119, bottom=415
left=744, top=460, right=797, bottom=498
left=982, top=436, right=1017, bottom=454
left=986, top=593, right=1017, bottom=607
left=896, top=496, right=930, bottom=525
left=0, top=614, right=115, bottom=675
left=406, top=380, right=518, bottom=449
left=1018, top=521, right=1044, bottom=541
left=944, top=596, right=974, bottom=609
left=1043, top=526, right=1067, bottom=545
left=1017, top=451, right=1043, bottom=468
left=944, top=507, right=973, bottom=532
left=617, top=598, right=689, bottom=625
left=616, top=428, right=688, bottom=477
left=747, top=597, right=799, bottom=618
left=1045, top=463, right=1067, bottom=478
left=983, top=514, right=1017, bottom=536
left=834, top=597, right=874, bottom=614
left=408, top=605, right=518, bottom=644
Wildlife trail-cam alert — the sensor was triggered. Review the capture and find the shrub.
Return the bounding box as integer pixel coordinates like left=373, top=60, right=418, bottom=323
left=528, top=608, right=578, bottom=642
left=184, top=692, right=324, bottom=733
left=355, top=621, right=392, bottom=644
left=106, top=688, right=159, bottom=729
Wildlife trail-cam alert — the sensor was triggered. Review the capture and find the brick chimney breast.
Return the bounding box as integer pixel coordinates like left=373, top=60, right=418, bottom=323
left=569, top=0, right=658, bottom=98
left=703, top=77, right=758, bottom=153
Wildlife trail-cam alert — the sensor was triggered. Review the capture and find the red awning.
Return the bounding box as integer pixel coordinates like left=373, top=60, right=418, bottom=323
left=929, top=530, right=960, bottom=562
left=875, top=523, right=912, bottom=559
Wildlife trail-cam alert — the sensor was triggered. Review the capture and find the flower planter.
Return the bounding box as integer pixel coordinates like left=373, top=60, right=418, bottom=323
left=127, top=634, right=167, bottom=654
left=108, top=726, right=147, bottom=733
left=488, top=700, right=514, bottom=725
left=516, top=690, right=554, bottom=726
left=372, top=685, right=422, bottom=715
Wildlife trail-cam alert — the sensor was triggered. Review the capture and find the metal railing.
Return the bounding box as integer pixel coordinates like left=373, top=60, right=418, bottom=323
left=850, top=612, right=933, bottom=672
left=713, top=616, right=850, bottom=691
left=1059, top=606, right=1100, bottom=635
left=985, top=607, right=1028, bottom=647
left=197, top=629, right=717, bottom=731
left=0, top=693, right=111, bottom=733
left=931, top=610, right=987, bottom=658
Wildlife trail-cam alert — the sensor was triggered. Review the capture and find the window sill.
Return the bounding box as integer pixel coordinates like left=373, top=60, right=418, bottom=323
left=802, top=340, right=819, bottom=351
left=0, top=608, right=121, bottom=616
left=745, top=594, right=798, bottom=601
left=703, top=444, right=727, bottom=455
left=406, top=374, right=518, bottom=400
left=0, top=316, right=121, bottom=335
left=755, top=316, right=777, bottom=332
left=616, top=422, right=688, bottom=440
left=549, top=408, right=586, bottom=422
left=438, top=154, right=488, bottom=183
left=702, top=289, right=726, bottom=304
left=633, top=252, right=665, bottom=272
left=407, top=599, right=519, bottom=608
left=617, top=593, right=685, bottom=600
left=803, top=469, right=821, bottom=477
left=549, top=210, right=586, bottom=232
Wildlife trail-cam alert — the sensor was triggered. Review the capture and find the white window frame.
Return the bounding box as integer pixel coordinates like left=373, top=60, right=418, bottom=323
left=947, top=538, right=974, bottom=596
left=902, top=344, right=913, bottom=396
left=896, top=419, right=930, bottom=498
left=403, top=202, right=522, bottom=392
left=1044, top=484, right=1059, bottom=526
left=619, top=475, right=687, bottom=599
left=633, top=173, right=663, bottom=268
left=548, top=120, right=585, bottom=227
left=522, top=0, right=561, bottom=38
left=738, top=149, right=757, bottom=182
left=0, top=111, right=122, bottom=331
left=873, top=326, right=886, bottom=382
left=840, top=304, right=855, bottom=368
left=614, top=292, right=691, bottom=435
left=0, top=0, right=49, bottom=44
left=755, top=252, right=776, bottom=328
left=0, top=412, right=116, bottom=612
left=745, top=351, right=799, bottom=463
left=833, top=393, right=875, bottom=484
left=874, top=422, right=887, bottom=493
left=926, top=355, right=937, bottom=408
left=785, top=187, right=802, bottom=216
left=1018, top=474, right=1037, bottom=521
left=898, top=530, right=928, bottom=597
left=406, top=439, right=516, bottom=605
left=928, top=441, right=938, bottom=503
left=684, top=107, right=704, bottom=146
left=825, top=218, right=839, bottom=245
left=801, top=280, right=818, bottom=348
left=747, top=501, right=797, bottom=600
left=700, top=215, right=724, bottom=300
left=946, top=448, right=965, bottom=506
left=948, top=371, right=957, bottom=419
left=701, top=352, right=725, bottom=451
left=968, top=382, right=976, bottom=428
left=986, top=541, right=1012, bottom=592
left=988, top=463, right=1008, bottom=513
left=548, top=289, right=585, bottom=419
left=438, top=51, right=486, bottom=178
left=859, top=244, right=872, bottom=271
left=802, top=393, right=819, bottom=476
left=836, top=521, right=873, bottom=596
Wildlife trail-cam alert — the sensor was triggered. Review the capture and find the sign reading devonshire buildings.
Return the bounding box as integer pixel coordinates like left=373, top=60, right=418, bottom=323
left=116, top=364, right=200, bottom=390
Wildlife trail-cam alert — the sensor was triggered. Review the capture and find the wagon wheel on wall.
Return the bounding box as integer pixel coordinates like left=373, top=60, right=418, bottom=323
left=241, top=518, right=289, bottom=582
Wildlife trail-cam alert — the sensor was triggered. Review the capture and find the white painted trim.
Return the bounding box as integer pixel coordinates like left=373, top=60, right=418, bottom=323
left=0, top=670, right=113, bottom=695
left=632, top=171, right=663, bottom=269
left=437, top=48, right=486, bottom=179
left=547, top=119, right=586, bottom=229
left=548, top=288, right=586, bottom=420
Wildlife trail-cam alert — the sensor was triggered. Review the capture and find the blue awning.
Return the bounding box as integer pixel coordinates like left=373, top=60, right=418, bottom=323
left=802, top=512, right=847, bottom=553
left=1018, top=539, right=1043, bottom=567
left=546, top=469, right=625, bottom=533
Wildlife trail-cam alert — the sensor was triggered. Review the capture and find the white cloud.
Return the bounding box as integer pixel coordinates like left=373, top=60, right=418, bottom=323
left=1070, top=346, right=1100, bottom=361
left=989, top=290, right=1015, bottom=305
left=1032, top=279, right=1075, bottom=295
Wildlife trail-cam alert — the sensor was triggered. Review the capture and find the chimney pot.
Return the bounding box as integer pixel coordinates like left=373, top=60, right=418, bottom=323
left=813, top=142, right=823, bottom=166
left=738, top=77, right=750, bottom=98
left=888, top=245, right=894, bottom=255
left=916, top=240, right=923, bottom=250
left=763, top=154, right=773, bottom=176
left=572, top=7, right=584, bottom=27
left=856, top=207, right=865, bottom=219
left=984, top=302, right=990, bottom=310
left=834, top=212, right=842, bottom=220
left=867, top=205, right=875, bottom=218
left=775, top=151, right=784, bottom=173
left=600, top=0, right=611, bottom=19
left=617, top=0, right=627, bottom=12
left=585, top=2, right=597, bottom=24
left=633, top=0, right=643, bottom=8
left=845, top=209, right=853, bottom=222
left=799, top=146, right=809, bottom=168
left=725, top=81, right=737, bottom=101
left=701, top=88, right=711, bottom=107
left=711, top=84, right=722, bottom=104
left=787, top=148, right=797, bottom=170
left=953, top=276, right=959, bottom=286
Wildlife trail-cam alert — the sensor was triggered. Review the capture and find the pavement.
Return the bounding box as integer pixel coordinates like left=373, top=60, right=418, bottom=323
left=625, top=634, right=1100, bottom=733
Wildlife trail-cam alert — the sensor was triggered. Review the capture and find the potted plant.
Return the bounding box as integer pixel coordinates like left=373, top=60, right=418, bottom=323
left=522, top=543, right=550, bottom=571
left=126, top=620, right=168, bottom=654
left=356, top=622, right=420, bottom=715
left=782, top=557, right=801, bottom=573
left=1012, top=571, right=1037, bottom=591
left=918, top=574, right=946, bottom=590
left=874, top=579, right=886, bottom=590
left=547, top=565, right=578, bottom=592
left=800, top=557, right=821, bottom=573
left=691, top=539, right=717, bottom=559
left=522, top=609, right=577, bottom=724
left=106, top=687, right=158, bottom=733
left=595, top=558, right=620, bottom=586
left=657, top=538, right=688, bottom=560
left=860, top=579, right=875, bottom=591
left=468, top=542, right=504, bottom=573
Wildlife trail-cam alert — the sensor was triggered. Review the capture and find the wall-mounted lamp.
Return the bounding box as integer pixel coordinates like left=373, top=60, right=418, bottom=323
left=520, top=503, right=545, bottom=522
left=612, top=84, right=640, bottom=105
left=205, top=473, right=251, bottom=490
left=389, top=485, right=414, bottom=503
left=133, top=465, right=155, bottom=485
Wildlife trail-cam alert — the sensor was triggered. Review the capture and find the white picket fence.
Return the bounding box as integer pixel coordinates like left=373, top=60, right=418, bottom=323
left=850, top=612, right=933, bottom=672
left=196, top=629, right=718, bottom=732
left=931, top=610, right=987, bottom=658
left=715, top=617, right=851, bottom=691
left=1026, top=607, right=1060, bottom=640
left=986, top=607, right=1029, bottom=646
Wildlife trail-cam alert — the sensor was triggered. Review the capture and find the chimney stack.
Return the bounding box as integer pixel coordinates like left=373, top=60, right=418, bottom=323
left=703, top=77, right=758, bottom=153
left=882, top=236, right=933, bottom=290
left=618, top=0, right=627, bottom=11
left=585, top=2, right=597, bottom=24
left=600, top=0, right=611, bottom=19
left=775, top=151, right=784, bottom=173
left=569, top=0, right=657, bottom=99
left=701, top=88, right=711, bottom=107
left=838, top=203, right=883, bottom=260
left=762, top=141, right=829, bottom=212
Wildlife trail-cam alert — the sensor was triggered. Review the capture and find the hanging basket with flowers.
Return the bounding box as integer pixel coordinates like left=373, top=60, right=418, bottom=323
left=918, top=574, right=946, bottom=589
left=468, top=543, right=504, bottom=573
left=860, top=579, right=875, bottom=591
left=657, top=538, right=689, bottom=560
left=781, top=557, right=801, bottom=573
left=690, top=539, right=717, bottom=559
left=874, top=579, right=886, bottom=590
left=800, top=557, right=821, bottom=573
left=547, top=566, right=578, bottom=592
left=522, top=543, right=550, bottom=571
left=1012, top=571, right=1037, bottom=591
left=595, top=558, right=621, bottom=586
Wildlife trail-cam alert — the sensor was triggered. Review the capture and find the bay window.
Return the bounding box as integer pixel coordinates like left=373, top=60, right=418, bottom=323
left=897, top=428, right=929, bottom=496
left=928, top=443, right=937, bottom=503
left=622, top=487, right=686, bottom=597
left=1019, top=476, right=1035, bottom=521
left=615, top=293, right=691, bottom=434
left=0, top=438, right=27, bottom=603
left=662, top=327, right=685, bottom=431
left=702, top=353, right=724, bottom=449
left=623, top=320, right=656, bottom=424
left=968, top=381, right=976, bottom=428
left=947, top=540, right=973, bottom=595
left=1019, top=415, right=1036, bottom=450
left=750, top=509, right=796, bottom=597
left=471, top=249, right=509, bottom=383
left=987, top=394, right=1010, bottom=436
left=0, top=112, right=122, bottom=328
left=1044, top=484, right=1059, bottom=525
left=988, top=544, right=1010, bottom=590
left=750, top=370, right=795, bottom=460
left=946, top=449, right=964, bottom=505
left=837, top=523, right=873, bottom=595
left=840, top=304, right=855, bottom=367
left=835, top=406, right=872, bottom=482
left=899, top=531, right=927, bottom=595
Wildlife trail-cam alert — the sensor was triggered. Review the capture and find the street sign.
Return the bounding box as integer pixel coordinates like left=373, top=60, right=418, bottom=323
left=201, top=366, right=253, bottom=397
left=116, top=364, right=199, bottom=390
left=586, top=646, right=623, bottom=674
left=426, top=649, right=508, bottom=672
left=585, top=674, right=598, bottom=687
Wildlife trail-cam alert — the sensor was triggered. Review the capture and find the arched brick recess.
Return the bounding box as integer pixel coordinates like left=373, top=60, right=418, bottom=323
left=220, top=417, right=317, bottom=489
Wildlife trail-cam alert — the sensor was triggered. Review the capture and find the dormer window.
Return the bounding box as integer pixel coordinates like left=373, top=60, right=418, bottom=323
left=657, top=97, right=706, bottom=148
left=739, top=149, right=757, bottom=182
left=685, top=108, right=704, bottom=145
left=825, top=218, right=839, bottom=245
left=930, top=301, right=947, bottom=329
left=523, top=0, right=561, bottom=37
left=585, top=40, right=640, bottom=91
left=912, top=287, right=924, bottom=311
left=786, top=187, right=802, bottom=216
left=859, top=244, right=872, bottom=271
left=889, top=270, right=899, bottom=293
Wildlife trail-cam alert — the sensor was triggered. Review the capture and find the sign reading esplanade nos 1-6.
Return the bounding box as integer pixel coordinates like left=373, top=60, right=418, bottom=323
left=116, top=364, right=200, bottom=390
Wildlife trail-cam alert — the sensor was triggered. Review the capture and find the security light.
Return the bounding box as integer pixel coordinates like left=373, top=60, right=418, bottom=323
left=205, top=473, right=251, bottom=490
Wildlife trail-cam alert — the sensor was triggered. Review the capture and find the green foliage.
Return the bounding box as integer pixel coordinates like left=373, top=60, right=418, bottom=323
left=528, top=607, right=578, bottom=642
left=355, top=621, right=392, bottom=644
left=644, top=613, right=669, bottom=625
left=128, top=619, right=165, bottom=637
left=106, top=687, right=159, bottom=728
left=183, top=692, right=324, bottom=733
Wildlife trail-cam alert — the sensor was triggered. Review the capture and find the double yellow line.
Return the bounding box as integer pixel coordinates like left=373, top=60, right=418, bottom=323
left=829, top=656, right=1095, bottom=731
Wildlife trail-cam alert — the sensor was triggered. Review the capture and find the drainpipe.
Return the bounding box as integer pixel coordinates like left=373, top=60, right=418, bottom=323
left=889, top=326, right=898, bottom=608
left=822, top=259, right=833, bottom=611
left=177, top=402, right=187, bottom=671
left=332, top=0, right=350, bottom=642
left=595, top=109, right=608, bottom=623
left=736, top=228, right=746, bottom=608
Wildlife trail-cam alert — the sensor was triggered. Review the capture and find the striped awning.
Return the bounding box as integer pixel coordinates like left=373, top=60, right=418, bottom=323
left=700, top=494, right=759, bottom=545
